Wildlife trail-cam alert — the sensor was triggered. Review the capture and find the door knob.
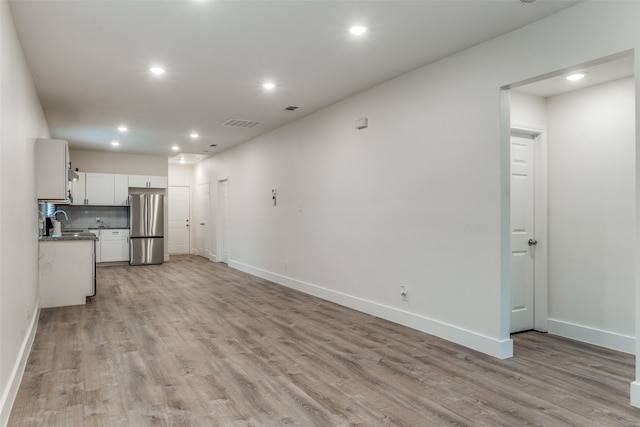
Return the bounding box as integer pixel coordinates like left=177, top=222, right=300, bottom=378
left=528, top=238, right=538, bottom=246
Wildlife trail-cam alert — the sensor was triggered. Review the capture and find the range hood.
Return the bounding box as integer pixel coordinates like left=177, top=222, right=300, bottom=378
left=68, top=168, right=79, bottom=182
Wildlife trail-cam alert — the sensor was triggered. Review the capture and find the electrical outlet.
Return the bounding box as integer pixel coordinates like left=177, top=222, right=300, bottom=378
left=284, top=260, right=288, bottom=270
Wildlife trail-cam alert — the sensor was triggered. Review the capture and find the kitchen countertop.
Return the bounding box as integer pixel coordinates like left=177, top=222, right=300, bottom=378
left=39, top=232, right=97, bottom=241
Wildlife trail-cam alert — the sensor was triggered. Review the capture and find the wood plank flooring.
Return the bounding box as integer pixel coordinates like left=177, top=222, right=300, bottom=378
left=8, top=255, right=639, bottom=426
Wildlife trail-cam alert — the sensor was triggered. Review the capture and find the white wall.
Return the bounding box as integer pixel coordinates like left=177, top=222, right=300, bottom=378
left=511, top=91, right=547, bottom=129
left=194, top=2, right=640, bottom=362
left=0, top=1, right=50, bottom=423
left=168, top=164, right=193, bottom=187
left=69, top=149, right=168, bottom=176
left=547, top=77, right=636, bottom=351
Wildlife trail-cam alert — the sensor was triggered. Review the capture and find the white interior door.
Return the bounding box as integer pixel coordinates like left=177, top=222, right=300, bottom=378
left=195, top=182, right=210, bottom=258
left=510, top=133, right=536, bottom=333
left=217, top=179, right=229, bottom=264
left=168, top=186, right=190, bottom=254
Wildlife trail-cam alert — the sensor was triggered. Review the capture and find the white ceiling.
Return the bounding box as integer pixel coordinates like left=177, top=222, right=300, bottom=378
left=514, top=54, right=635, bottom=98
left=9, top=0, right=580, bottom=161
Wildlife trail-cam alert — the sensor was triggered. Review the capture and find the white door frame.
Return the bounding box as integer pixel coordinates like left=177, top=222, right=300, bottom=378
left=510, top=123, right=549, bottom=333
left=194, top=182, right=210, bottom=259
left=216, top=177, right=229, bottom=264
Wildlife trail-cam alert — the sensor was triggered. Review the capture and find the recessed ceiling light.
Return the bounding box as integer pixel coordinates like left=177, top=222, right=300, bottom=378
left=117, top=126, right=128, bottom=132
left=349, top=26, right=367, bottom=36
left=150, top=66, right=166, bottom=75
left=190, top=132, right=199, bottom=139
left=262, top=82, right=276, bottom=90
left=172, top=145, right=180, bottom=151
left=111, top=141, right=120, bottom=146
left=566, top=72, right=586, bottom=82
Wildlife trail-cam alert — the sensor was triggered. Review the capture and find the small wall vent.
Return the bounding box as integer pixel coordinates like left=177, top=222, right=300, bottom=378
left=221, top=119, right=261, bottom=128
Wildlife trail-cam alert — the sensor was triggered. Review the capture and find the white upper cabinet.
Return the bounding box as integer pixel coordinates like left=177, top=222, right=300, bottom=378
left=85, top=173, right=114, bottom=205
left=36, top=138, right=70, bottom=201
left=147, top=175, right=168, bottom=188
left=128, top=174, right=148, bottom=188
left=114, top=174, right=129, bottom=206
left=129, top=175, right=167, bottom=189
left=72, top=173, right=128, bottom=206
left=72, top=173, right=168, bottom=205
left=71, top=171, right=86, bottom=205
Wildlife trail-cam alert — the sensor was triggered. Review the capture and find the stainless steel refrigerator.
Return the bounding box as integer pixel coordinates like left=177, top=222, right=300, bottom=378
left=129, top=193, right=164, bottom=265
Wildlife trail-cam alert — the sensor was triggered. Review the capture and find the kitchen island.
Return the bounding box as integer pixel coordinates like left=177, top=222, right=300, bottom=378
left=38, top=232, right=96, bottom=308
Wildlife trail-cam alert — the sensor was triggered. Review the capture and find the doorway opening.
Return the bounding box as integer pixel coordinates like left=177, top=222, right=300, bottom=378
left=501, top=51, right=636, bottom=352
left=509, top=127, right=548, bottom=333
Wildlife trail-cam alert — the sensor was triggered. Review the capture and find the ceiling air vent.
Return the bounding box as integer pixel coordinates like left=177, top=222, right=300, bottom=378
left=284, top=106, right=299, bottom=111
left=221, top=119, right=261, bottom=128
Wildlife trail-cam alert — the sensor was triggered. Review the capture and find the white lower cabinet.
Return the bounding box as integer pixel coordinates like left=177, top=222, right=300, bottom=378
left=92, top=229, right=130, bottom=262
left=39, top=240, right=94, bottom=308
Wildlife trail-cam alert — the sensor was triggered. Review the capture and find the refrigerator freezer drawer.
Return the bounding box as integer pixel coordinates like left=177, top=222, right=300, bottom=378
left=130, top=237, right=164, bottom=265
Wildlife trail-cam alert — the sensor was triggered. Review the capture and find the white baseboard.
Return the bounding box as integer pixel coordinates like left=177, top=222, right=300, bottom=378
left=228, top=260, right=513, bottom=359
left=547, top=318, right=635, bottom=354
left=0, top=305, right=39, bottom=427
left=631, top=381, right=640, bottom=408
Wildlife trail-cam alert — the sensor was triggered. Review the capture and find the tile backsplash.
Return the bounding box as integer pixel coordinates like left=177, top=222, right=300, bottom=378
left=54, top=205, right=129, bottom=229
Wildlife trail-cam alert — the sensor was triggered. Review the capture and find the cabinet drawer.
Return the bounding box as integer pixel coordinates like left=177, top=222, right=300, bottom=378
left=103, top=229, right=129, bottom=236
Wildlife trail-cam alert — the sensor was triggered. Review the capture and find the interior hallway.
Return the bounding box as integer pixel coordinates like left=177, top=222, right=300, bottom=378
left=9, top=255, right=637, bottom=426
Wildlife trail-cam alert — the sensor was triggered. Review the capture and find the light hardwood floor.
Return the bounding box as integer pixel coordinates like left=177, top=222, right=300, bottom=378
left=8, top=255, right=639, bottom=426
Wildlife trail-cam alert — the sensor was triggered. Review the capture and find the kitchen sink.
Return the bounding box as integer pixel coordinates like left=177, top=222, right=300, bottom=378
left=62, top=229, right=86, bottom=233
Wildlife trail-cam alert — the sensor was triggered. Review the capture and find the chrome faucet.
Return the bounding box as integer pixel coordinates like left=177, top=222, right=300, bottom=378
left=52, top=210, right=69, bottom=221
